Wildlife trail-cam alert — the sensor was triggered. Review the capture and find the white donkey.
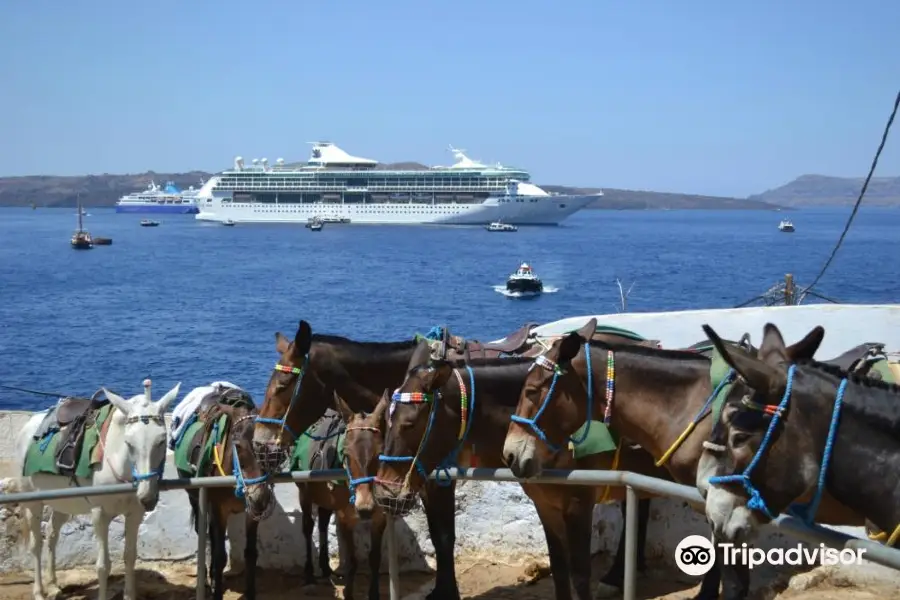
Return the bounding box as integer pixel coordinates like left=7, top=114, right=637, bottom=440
left=13, top=379, right=180, bottom=600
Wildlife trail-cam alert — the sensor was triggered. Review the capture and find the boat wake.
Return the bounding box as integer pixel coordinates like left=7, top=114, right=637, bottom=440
left=493, top=285, right=559, bottom=298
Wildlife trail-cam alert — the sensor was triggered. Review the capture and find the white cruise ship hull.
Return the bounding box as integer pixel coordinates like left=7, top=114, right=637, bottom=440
left=195, top=194, right=596, bottom=225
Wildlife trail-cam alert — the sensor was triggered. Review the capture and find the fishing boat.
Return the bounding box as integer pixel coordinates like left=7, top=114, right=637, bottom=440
left=778, top=219, right=795, bottom=232
left=306, top=216, right=324, bottom=231
left=140, top=219, right=160, bottom=227
left=71, top=198, right=93, bottom=250
left=222, top=219, right=235, bottom=227
left=486, top=220, right=518, bottom=232
left=506, top=263, right=543, bottom=295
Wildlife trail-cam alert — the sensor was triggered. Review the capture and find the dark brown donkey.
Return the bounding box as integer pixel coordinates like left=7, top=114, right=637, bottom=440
left=503, top=319, right=876, bottom=600
left=289, top=391, right=390, bottom=599
left=177, top=390, right=273, bottom=600
left=700, top=323, right=900, bottom=550
left=373, top=342, right=669, bottom=600
left=252, top=320, right=535, bottom=600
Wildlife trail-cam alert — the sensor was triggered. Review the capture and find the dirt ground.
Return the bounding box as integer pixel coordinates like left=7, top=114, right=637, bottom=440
left=1, top=554, right=898, bottom=600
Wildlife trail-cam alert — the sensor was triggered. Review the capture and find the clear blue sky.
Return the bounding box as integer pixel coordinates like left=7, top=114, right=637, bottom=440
left=1, top=1, right=897, bottom=197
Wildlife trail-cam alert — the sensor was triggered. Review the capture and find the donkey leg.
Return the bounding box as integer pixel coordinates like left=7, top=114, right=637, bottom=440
left=318, top=507, right=335, bottom=578
left=562, top=489, right=594, bottom=600
left=300, top=492, right=317, bottom=584
left=533, top=501, right=573, bottom=600
left=210, top=510, right=228, bottom=600
left=122, top=509, right=142, bottom=600
left=243, top=516, right=259, bottom=600
left=596, top=498, right=651, bottom=597
left=336, top=512, right=359, bottom=599
left=45, top=509, right=68, bottom=593
left=421, top=483, right=461, bottom=600
left=694, top=564, right=723, bottom=600
left=91, top=507, right=112, bottom=600
left=719, top=562, right=750, bottom=600
left=25, top=503, right=46, bottom=600
left=367, top=510, right=388, bottom=600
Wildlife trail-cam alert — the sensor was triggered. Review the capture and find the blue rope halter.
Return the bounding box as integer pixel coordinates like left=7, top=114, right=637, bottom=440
left=509, top=343, right=593, bottom=453
left=378, top=365, right=477, bottom=488
left=254, top=354, right=341, bottom=443
left=707, top=364, right=847, bottom=525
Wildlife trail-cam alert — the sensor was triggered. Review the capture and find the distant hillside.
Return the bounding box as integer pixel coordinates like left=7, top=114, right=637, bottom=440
left=542, top=185, right=779, bottom=210
left=0, top=166, right=778, bottom=210
left=749, top=174, right=900, bottom=207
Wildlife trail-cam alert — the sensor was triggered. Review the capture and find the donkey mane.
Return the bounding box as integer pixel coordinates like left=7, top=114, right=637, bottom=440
left=586, top=339, right=710, bottom=362
left=798, top=358, right=900, bottom=439
left=312, top=333, right=419, bottom=353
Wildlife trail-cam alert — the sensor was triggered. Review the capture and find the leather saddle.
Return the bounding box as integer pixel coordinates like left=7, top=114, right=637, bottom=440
left=308, top=408, right=346, bottom=472
left=53, top=390, right=109, bottom=475
left=185, top=386, right=256, bottom=474
left=437, top=322, right=538, bottom=361
left=821, top=342, right=886, bottom=376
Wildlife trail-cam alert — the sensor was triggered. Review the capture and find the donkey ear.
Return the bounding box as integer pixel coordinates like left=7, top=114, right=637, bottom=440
left=155, top=382, right=181, bottom=414
left=558, top=332, right=583, bottom=364
left=758, top=323, right=791, bottom=367
left=293, top=320, right=313, bottom=356
left=103, top=388, right=132, bottom=416
left=429, top=360, right=455, bottom=391
left=785, top=325, right=824, bottom=363
left=275, top=332, right=291, bottom=354
left=703, top=324, right=783, bottom=394
left=333, top=390, right=355, bottom=423
left=575, top=318, right=597, bottom=342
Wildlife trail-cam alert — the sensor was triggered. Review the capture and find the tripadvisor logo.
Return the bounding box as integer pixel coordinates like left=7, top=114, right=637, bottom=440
left=674, top=535, right=867, bottom=576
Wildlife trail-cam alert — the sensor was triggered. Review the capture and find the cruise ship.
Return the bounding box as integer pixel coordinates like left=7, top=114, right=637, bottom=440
left=115, top=181, right=201, bottom=214
left=193, top=143, right=600, bottom=225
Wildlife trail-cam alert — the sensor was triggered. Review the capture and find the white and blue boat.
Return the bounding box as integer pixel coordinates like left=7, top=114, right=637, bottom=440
left=115, top=180, right=201, bottom=214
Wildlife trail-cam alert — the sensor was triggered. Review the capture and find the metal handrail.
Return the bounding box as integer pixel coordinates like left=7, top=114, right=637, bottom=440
left=2, top=468, right=898, bottom=600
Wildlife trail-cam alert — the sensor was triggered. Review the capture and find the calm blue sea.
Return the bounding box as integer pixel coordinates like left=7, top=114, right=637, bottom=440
left=1, top=206, right=898, bottom=410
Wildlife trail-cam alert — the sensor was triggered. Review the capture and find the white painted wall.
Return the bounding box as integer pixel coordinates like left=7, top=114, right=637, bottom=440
left=1, top=304, right=899, bottom=591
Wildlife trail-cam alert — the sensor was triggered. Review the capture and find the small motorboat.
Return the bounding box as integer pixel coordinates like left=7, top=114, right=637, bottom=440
left=140, top=219, right=160, bottom=227
left=506, top=263, right=543, bottom=295
left=778, top=219, right=795, bottom=233
left=222, top=219, right=235, bottom=227
left=306, top=216, right=324, bottom=231
left=486, top=220, right=518, bottom=232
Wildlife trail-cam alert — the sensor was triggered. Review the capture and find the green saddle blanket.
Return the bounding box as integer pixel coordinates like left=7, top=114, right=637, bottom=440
left=23, top=404, right=113, bottom=479
left=174, top=413, right=229, bottom=476
left=290, top=428, right=346, bottom=486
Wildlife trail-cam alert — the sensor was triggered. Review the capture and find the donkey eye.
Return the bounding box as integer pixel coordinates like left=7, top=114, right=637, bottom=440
left=730, top=431, right=752, bottom=447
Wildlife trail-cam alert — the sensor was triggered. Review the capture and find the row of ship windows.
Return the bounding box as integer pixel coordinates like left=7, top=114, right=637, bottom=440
left=215, top=179, right=519, bottom=187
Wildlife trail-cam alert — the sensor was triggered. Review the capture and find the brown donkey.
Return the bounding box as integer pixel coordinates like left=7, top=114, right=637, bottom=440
left=251, top=321, right=465, bottom=600
left=503, top=319, right=875, bottom=600
left=176, top=390, right=273, bottom=600
left=289, top=391, right=390, bottom=599
left=373, top=345, right=669, bottom=600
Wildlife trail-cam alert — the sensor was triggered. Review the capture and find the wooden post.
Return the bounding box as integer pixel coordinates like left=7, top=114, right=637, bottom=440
left=784, top=273, right=795, bottom=305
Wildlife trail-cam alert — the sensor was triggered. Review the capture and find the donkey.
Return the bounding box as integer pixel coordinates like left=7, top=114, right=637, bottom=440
left=503, top=318, right=879, bottom=599
left=700, top=322, right=900, bottom=549
left=373, top=341, right=669, bottom=600
left=13, top=379, right=180, bottom=600
left=173, top=385, right=273, bottom=600
left=292, top=391, right=390, bottom=599
left=251, top=321, right=468, bottom=600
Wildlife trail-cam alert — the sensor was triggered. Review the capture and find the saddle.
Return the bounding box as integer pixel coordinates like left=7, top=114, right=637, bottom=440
left=184, top=386, right=256, bottom=474
left=52, top=391, right=108, bottom=476
left=821, top=342, right=887, bottom=376
left=308, top=408, right=346, bottom=472
left=427, top=323, right=538, bottom=362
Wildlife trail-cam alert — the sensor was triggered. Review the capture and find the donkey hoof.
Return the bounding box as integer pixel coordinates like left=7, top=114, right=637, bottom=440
left=595, top=580, right=623, bottom=598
